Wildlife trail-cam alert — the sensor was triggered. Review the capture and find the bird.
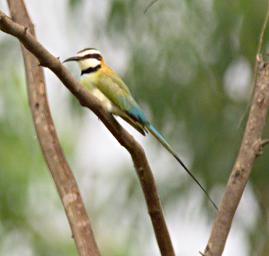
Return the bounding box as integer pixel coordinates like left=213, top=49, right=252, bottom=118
left=63, top=48, right=218, bottom=210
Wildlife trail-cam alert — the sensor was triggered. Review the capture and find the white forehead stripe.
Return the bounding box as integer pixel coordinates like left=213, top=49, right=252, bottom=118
left=77, top=49, right=102, bottom=58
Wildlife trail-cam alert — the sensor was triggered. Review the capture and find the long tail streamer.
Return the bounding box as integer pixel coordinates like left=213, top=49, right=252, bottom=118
left=147, top=124, right=218, bottom=210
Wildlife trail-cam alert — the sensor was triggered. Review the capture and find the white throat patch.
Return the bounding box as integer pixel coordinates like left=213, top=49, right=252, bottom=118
left=78, top=58, right=101, bottom=70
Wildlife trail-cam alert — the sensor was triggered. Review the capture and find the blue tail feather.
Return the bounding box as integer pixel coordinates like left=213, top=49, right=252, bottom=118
left=147, top=124, right=218, bottom=210
left=128, top=106, right=149, bottom=125
left=123, top=104, right=218, bottom=209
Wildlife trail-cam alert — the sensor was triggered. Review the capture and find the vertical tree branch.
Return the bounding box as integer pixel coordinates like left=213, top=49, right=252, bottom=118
left=203, top=55, right=269, bottom=256
left=203, top=3, right=269, bottom=255
left=0, top=7, right=175, bottom=256
left=6, top=1, right=100, bottom=255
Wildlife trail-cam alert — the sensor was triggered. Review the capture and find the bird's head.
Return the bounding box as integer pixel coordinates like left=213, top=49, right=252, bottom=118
left=63, top=48, right=103, bottom=75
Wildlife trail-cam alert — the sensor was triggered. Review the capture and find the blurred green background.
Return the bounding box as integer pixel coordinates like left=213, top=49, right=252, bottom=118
left=0, top=0, right=269, bottom=255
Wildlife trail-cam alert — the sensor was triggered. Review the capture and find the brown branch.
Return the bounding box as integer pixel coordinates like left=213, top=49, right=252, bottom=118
left=203, top=3, right=269, bottom=255
left=0, top=8, right=175, bottom=256
left=6, top=1, right=100, bottom=255
left=203, top=58, right=269, bottom=255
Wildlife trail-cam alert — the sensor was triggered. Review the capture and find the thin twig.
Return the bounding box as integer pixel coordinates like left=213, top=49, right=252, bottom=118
left=203, top=16, right=269, bottom=256
left=6, top=1, right=100, bottom=255
left=237, top=1, right=269, bottom=129
left=144, top=0, right=159, bottom=14
left=261, top=138, right=269, bottom=147
left=256, top=2, right=269, bottom=65
left=251, top=0, right=269, bottom=92
left=0, top=9, right=175, bottom=256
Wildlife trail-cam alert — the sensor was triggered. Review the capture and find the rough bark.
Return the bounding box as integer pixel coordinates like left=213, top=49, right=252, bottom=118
left=6, top=1, right=100, bottom=255
left=203, top=59, right=269, bottom=256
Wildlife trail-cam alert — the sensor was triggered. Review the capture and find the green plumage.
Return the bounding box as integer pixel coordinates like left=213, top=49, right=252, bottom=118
left=64, top=51, right=217, bottom=210
left=82, top=68, right=217, bottom=209
left=81, top=68, right=149, bottom=134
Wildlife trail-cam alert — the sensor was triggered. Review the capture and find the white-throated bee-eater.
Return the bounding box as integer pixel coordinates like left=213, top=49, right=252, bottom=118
left=64, top=48, right=217, bottom=210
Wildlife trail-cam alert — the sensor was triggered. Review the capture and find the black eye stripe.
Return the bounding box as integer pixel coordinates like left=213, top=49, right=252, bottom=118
left=79, top=53, right=102, bottom=61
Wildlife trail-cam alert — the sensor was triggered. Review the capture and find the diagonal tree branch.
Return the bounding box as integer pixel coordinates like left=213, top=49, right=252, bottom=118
left=0, top=8, right=175, bottom=256
left=6, top=1, right=100, bottom=255
left=202, top=33, right=269, bottom=256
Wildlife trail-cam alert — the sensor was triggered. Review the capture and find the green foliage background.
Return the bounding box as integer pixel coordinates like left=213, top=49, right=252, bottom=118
left=0, top=0, right=269, bottom=255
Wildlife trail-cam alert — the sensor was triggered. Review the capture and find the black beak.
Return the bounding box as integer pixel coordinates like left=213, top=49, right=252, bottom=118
left=63, top=56, right=80, bottom=63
